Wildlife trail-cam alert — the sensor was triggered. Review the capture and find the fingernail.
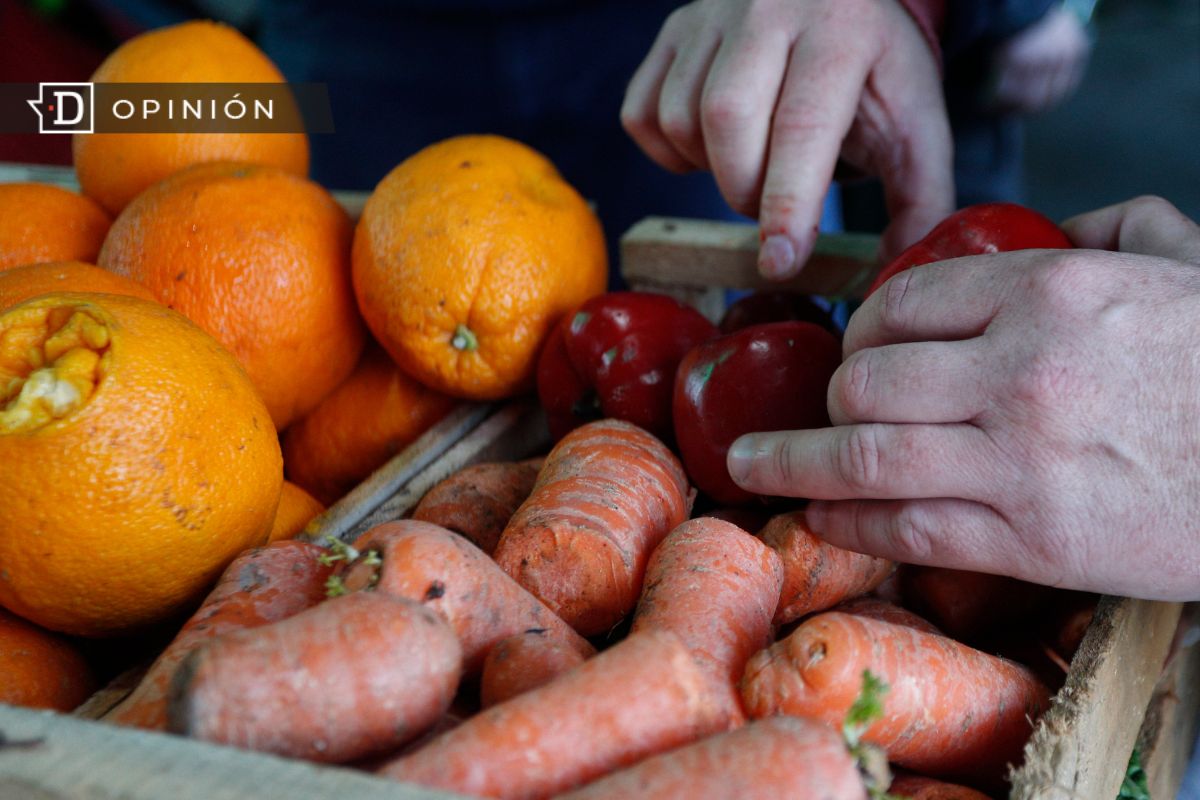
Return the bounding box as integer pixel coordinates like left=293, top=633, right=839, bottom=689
left=758, top=235, right=798, bottom=280
left=726, top=435, right=757, bottom=485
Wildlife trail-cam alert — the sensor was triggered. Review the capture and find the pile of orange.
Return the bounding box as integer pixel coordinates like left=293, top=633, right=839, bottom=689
left=0, top=18, right=607, bottom=706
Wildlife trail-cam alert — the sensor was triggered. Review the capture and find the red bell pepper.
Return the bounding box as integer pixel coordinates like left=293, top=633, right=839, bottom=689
left=867, top=202, right=1072, bottom=295
left=673, top=321, right=842, bottom=505
left=537, top=292, right=718, bottom=442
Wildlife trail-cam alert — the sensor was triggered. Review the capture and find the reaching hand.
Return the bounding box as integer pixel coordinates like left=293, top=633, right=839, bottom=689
left=989, top=5, right=1092, bottom=116
left=621, top=0, right=955, bottom=278
left=728, top=196, right=1200, bottom=600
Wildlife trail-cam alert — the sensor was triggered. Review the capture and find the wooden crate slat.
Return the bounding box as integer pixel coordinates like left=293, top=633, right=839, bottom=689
left=1010, top=596, right=1183, bottom=799
left=298, top=403, right=493, bottom=546
left=0, top=703, right=465, bottom=800
left=621, top=216, right=880, bottom=299
left=346, top=401, right=549, bottom=540
left=1139, top=602, right=1200, bottom=799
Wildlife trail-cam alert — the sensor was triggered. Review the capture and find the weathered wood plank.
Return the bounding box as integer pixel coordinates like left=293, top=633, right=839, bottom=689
left=0, top=703, right=464, bottom=800
left=1139, top=602, right=1200, bottom=800
left=621, top=216, right=880, bottom=299
left=346, top=401, right=549, bottom=539
left=298, top=403, right=493, bottom=546
left=1009, top=597, right=1182, bottom=800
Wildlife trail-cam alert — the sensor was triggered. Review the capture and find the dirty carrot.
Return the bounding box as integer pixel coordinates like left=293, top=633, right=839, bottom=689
left=104, top=539, right=332, bottom=729
left=888, top=773, right=993, bottom=799
left=758, top=511, right=893, bottom=625
left=494, top=419, right=693, bottom=636
left=412, top=460, right=541, bottom=555
left=740, top=611, right=1050, bottom=783
left=631, top=517, right=783, bottom=724
left=340, top=520, right=594, bottom=673
left=168, top=591, right=462, bottom=763
left=379, top=629, right=735, bottom=800
left=558, top=716, right=866, bottom=800
left=480, top=629, right=587, bottom=708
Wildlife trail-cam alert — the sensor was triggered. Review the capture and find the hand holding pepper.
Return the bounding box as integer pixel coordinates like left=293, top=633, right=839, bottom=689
left=727, top=197, right=1200, bottom=601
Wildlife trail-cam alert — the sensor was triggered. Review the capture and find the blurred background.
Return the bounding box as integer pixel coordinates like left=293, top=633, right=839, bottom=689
left=1, top=0, right=1196, bottom=226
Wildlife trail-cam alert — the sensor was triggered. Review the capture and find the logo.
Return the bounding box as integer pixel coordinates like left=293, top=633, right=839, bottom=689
left=27, top=82, right=94, bottom=134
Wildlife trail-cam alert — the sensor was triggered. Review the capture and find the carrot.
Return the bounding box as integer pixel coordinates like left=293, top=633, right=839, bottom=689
left=412, top=460, right=541, bottom=555
left=168, top=591, right=462, bottom=763
left=899, top=566, right=1053, bottom=642
left=493, top=419, right=693, bottom=636
left=480, top=630, right=587, bottom=708
left=558, top=716, right=866, bottom=800
left=740, top=611, right=1050, bottom=783
left=340, top=519, right=594, bottom=673
left=758, top=511, right=893, bottom=625
left=833, top=596, right=941, bottom=635
left=104, top=539, right=332, bottom=729
left=888, top=773, right=993, bottom=799
left=379, top=629, right=735, bottom=800
left=631, top=517, right=783, bottom=725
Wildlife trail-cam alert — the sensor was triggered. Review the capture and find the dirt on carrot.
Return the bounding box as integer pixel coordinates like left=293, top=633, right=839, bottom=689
left=833, top=597, right=942, bottom=635
left=494, top=419, right=693, bottom=636
left=168, top=591, right=462, bottom=763
left=104, top=540, right=332, bottom=729
left=558, top=716, right=866, bottom=800
left=480, top=629, right=587, bottom=708
left=379, top=629, right=736, bottom=800
left=339, top=519, right=594, bottom=673
left=740, top=611, right=1050, bottom=784
left=631, top=517, right=783, bottom=725
left=758, top=511, right=893, bottom=625
left=411, top=461, right=541, bottom=555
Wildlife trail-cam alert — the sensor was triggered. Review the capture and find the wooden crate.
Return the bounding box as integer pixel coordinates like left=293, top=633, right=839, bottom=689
left=1, top=210, right=1195, bottom=800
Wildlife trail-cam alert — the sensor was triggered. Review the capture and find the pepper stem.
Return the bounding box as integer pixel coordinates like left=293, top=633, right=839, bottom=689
left=451, top=324, right=478, bottom=352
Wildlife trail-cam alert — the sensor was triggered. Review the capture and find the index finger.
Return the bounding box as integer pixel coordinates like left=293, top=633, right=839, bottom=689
left=756, top=31, right=872, bottom=280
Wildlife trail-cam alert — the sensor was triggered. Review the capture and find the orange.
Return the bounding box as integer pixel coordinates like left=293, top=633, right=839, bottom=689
left=0, top=261, right=155, bottom=311
left=268, top=481, right=326, bottom=542
left=0, top=184, right=110, bottom=270
left=73, top=20, right=309, bottom=215
left=0, top=607, right=96, bottom=711
left=352, top=135, right=607, bottom=401
left=0, top=292, right=282, bottom=637
left=283, top=344, right=457, bottom=505
left=98, top=162, right=365, bottom=430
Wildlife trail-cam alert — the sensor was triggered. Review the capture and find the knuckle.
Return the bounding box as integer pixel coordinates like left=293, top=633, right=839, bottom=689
left=835, top=426, right=883, bottom=493
left=836, top=353, right=876, bottom=419
left=1129, top=194, right=1172, bottom=217
left=700, top=91, right=754, bottom=135
left=770, top=106, right=832, bottom=141
left=657, top=103, right=697, bottom=145
left=770, top=436, right=800, bottom=488
left=1029, top=252, right=1094, bottom=307
left=883, top=506, right=935, bottom=562
left=1012, top=353, right=1076, bottom=409
left=878, top=268, right=918, bottom=332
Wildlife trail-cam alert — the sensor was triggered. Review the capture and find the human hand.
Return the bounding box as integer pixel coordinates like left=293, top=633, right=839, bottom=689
left=727, top=196, right=1200, bottom=600
left=621, top=0, right=954, bottom=278
left=989, top=4, right=1092, bottom=115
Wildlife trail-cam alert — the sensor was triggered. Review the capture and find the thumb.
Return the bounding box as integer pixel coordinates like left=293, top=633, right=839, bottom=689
left=1063, top=196, right=1200, bottom=264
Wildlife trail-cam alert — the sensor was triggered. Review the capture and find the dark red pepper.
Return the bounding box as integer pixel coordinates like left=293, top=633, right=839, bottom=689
left=718, top=291, right=839, bottom=337
left=673, top=321, right=842, bottom=505
left=867, top=202, right=1072, bottom=295
left=537, top=292, right=718, bottom=442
